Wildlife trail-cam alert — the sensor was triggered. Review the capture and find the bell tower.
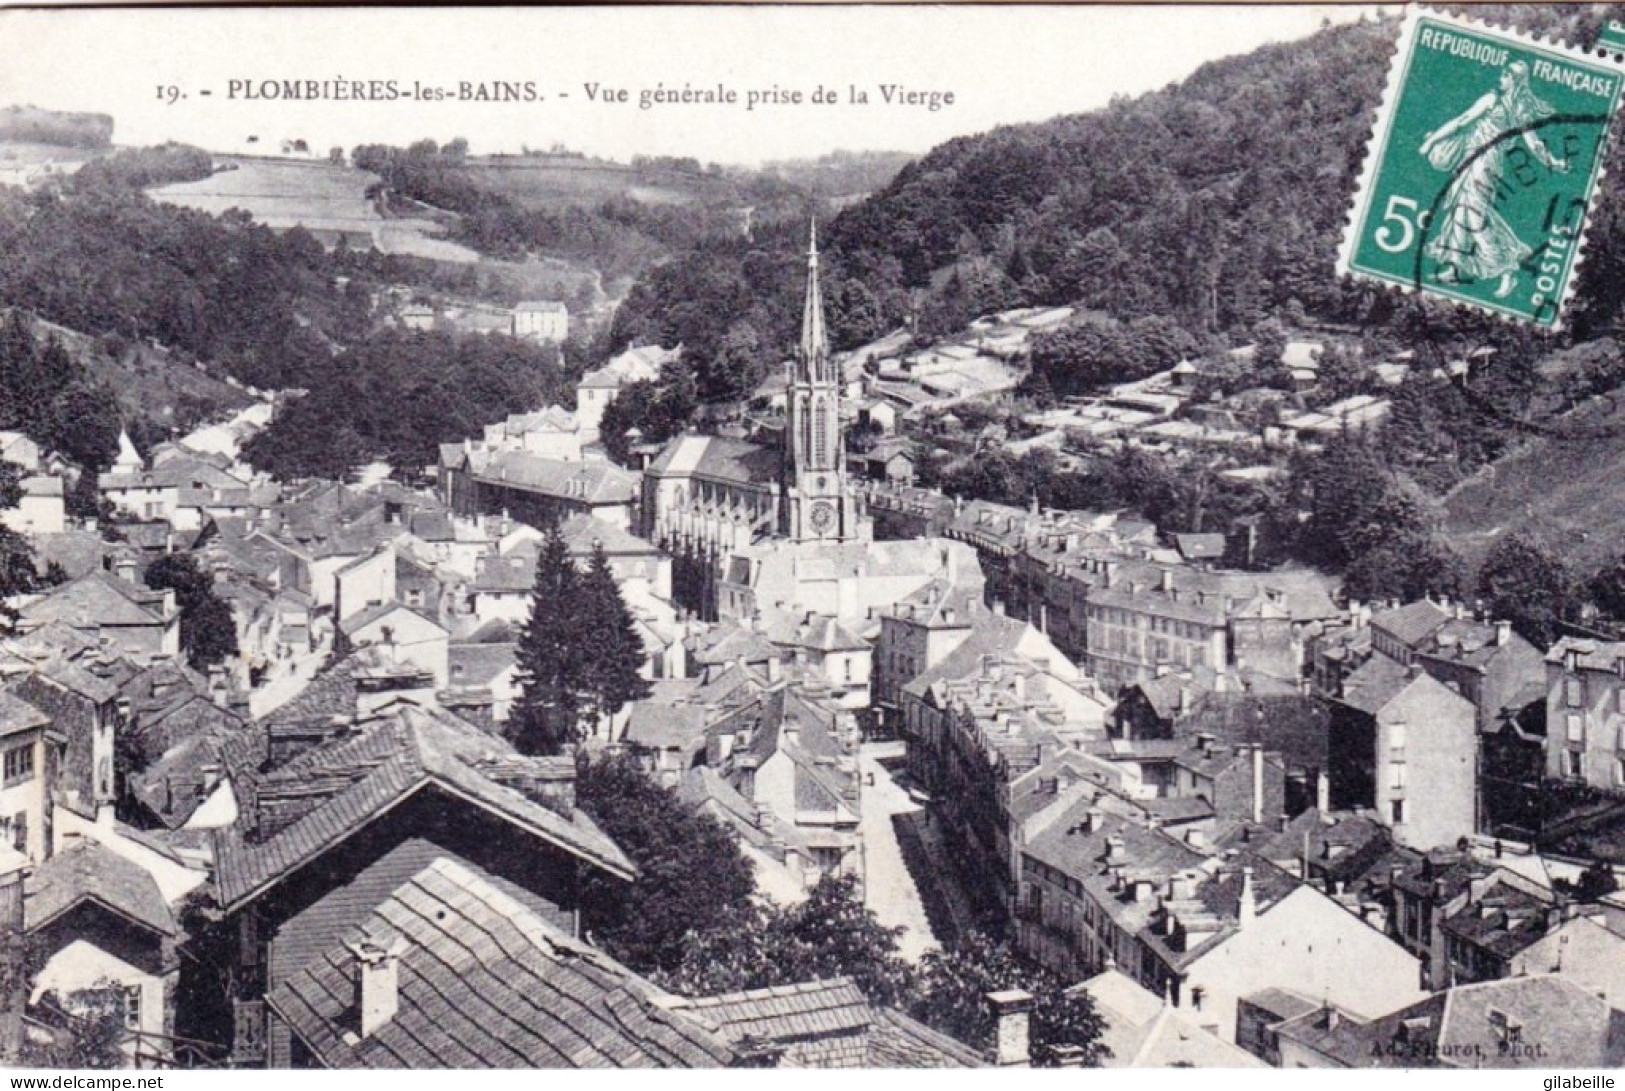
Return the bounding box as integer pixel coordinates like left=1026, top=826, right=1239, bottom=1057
left=781, top=221, right=856, bottom=542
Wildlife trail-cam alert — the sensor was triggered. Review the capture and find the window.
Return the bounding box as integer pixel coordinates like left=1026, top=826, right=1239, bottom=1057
left=10, top=812, right=24, bottom=853
left=1566, top=677, right=1585, bottom=708
left=1390, top=762, right=1407, bottom=790
left=1391, top=799, right=1405, bottom=823
left=1569, top=750, right=1586, bottom=779
left=122, top=984, right=142, bottom=1031
left=1568, top=714, right=1586, bottom=743
left=3, top=744, right=33, bottom=785
left=1390, top=722, right=1407, bottom=752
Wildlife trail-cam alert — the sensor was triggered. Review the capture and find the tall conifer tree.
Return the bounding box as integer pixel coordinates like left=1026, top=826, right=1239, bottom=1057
left=510, top=525, right=584, bottom=755
left=578, top=542, right=651, bottom=729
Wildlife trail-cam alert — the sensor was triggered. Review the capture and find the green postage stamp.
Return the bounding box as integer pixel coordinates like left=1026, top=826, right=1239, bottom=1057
left=1338, top=8, right=1624, bottom=329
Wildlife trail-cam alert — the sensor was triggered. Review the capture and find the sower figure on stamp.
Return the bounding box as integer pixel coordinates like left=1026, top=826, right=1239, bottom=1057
left=1420, top=60, right=1570, bottom=298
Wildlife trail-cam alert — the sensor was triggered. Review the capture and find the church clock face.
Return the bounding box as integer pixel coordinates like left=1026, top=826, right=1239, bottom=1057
left=809, top=500, right=835, bottom=534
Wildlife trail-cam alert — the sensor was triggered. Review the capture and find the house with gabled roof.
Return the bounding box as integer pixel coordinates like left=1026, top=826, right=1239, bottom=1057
left=25, top=840, right=180, bottom=1051
left=201, top=701, right=635, bottom=1067
left=339, top=601, right=449, bottom=689
left=18, top=571, right=180, bottom=662
left=1331, top=656, right=1477, bottom=850
left=0, top=685, right=53, bottom=861
left=711, top=687, right=862, bottom=890
left=266, top=855, right=735, bottom=1069
left=1273, top=975, right=1625, bottom=1068
left=1074, top=969, right=1265, bottom=1068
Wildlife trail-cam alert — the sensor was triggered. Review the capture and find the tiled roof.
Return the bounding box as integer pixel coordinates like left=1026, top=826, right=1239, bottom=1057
left=214, top=703, right=634, bottom=908
left=1547, top=636, right=1625, bottom=670
left=558, top=513, right=659, bottom=557
left=1369, top=600, right=1451, bottom=649
left=667, top=978, right=871, bottom=1043
left=25, top=840, right=176, bottom=937
left=1175, top=692, right=1331, bottom=773
left=26, top=531, right=105, bottom=580
left=1078, top=970, right=1265, bottom=1068
left=864, top=1009, right=985, bottom=1067
left=1172, top=533, right=1226, bottom=560
left=1338, top=976, right=1625, bottom=1068
left=448, top=642, right=517, bottom=688
left=339, top=600, right=446, bottom=638
left=267, top=856, right=734, bottom=1068
left=472, top=554, right=535, bottom=593
left=623, top=701, right=711, bottom=751
left=20, top=571, right=172, bottom=629
left=1337, top=654, right=1416, bottom=716
left=470, top=451, right=637, bottom=505
left=0, top=687, right=48, bottom=738
left=646, top=435, right=779, bottom=488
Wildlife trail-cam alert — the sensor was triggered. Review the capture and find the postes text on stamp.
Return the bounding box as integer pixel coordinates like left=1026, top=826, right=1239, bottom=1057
left=1338, top=8, right=1624, bottom=329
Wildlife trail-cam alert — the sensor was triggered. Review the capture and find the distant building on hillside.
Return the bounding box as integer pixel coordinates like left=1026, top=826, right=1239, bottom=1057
left=512, top=300, right=568, bottom=343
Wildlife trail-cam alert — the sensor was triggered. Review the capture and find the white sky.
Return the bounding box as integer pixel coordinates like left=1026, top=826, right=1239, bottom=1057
left=0, top=5, right=1370, bottom=166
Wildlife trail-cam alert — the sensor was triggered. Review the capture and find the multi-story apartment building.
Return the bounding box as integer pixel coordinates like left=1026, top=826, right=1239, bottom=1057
left=1545, top=637, right=1625, bottom=790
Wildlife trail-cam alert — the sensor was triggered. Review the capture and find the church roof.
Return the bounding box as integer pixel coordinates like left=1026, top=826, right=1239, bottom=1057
left=647, top=435, right=780, bottom=488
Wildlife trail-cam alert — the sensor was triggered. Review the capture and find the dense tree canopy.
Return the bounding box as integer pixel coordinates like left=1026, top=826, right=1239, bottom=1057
left=573, top=751, right=757, bottom=974
left=144, top=551, right=240, bottom=669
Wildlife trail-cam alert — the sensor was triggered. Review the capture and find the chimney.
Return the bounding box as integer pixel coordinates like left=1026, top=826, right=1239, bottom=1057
left=1106, top=836, right=1126, bottom=863
left=1496, top=620, right=1512, bottom=648
left=1050, top=1044, right=1087, bottom=1068
left=1160, top=570, right=1173, bottom=593
left=1251, top=745, right=1265, bottom=824
left=347, top=939, right=404, bottom=1038
left=1186, top=828, right=1206, bottom=849
left=988, top=989, right=1033, bottom=1067
left=1238, top=866, right=1257, bottom=927
left=1196, top=732, right=1215, bottom=757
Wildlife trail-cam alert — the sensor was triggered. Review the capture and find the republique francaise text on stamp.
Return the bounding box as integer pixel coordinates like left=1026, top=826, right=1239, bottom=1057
left=1338, top=7, right=1624, bottom=329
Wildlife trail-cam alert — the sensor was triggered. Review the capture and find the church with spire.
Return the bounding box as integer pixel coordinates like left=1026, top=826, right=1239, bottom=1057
left=639, top=221, right=871, bottom=617
left=780, top=222, right=861, bottom=544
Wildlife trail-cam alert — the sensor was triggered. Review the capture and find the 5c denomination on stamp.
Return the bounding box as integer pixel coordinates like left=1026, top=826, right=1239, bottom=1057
left=1338, top=8, right=1624, bottom=329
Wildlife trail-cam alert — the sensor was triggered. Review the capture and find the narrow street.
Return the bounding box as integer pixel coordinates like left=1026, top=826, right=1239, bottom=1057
left=858, top=741, right=940, bottom=961
left=249, top=634, right=331, bottom=720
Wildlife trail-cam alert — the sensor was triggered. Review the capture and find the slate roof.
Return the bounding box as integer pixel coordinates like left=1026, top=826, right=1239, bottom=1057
left=1337, top=654, right=1416, bottom=716
left=864, top=1009, right=986, bottom=1067
left=646, top=435, right=779, bottom=488
left=447, top=642, right=517, bottom=689
left=1078, top=969, right=1265, bottom=1068
left=472, top=554, right=534, bottom=594
left=339, top=600, right=446, bottom=638
left=623, top=701, right=711, bottom=752
left=25, top=840, right=176, bottom=937
left=666, top=978, right=872, bottom=1044
left=267, top=856, right=734, bottom=1068
left=1369, top=600, right=1451, bottom=650
left=20, top=571, right=173, bottom=629
left=1172, top=533, right=1227, bottom=561
left=470, top=451, right=637, bottom=505
left=1175, top=692, right=1332, bottom=772
left=212, top=703, right=634, bottom=909
left=26, top=531, right=105, bottom=580
left=558, top=512, right=659, bottom=557
left=1326, top=975, right=1625, bottom=1068
left=0, top=687, right=49, bottom=738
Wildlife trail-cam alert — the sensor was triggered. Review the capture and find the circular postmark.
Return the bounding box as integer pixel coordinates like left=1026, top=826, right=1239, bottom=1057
left=1412, top=110, right=1613, bottom=329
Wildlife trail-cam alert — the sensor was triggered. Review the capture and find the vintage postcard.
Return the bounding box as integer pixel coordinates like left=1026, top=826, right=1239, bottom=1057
left=3, top=2, right=1625, bottom=1078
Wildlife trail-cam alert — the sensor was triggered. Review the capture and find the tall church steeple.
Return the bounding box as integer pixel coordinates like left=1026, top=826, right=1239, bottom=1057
left=781, top=219, right=855, bottom=542
left=799, top=220, right=829, bottom=379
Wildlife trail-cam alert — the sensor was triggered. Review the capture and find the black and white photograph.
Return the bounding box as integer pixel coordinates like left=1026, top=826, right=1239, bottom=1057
left=2, top=1, right=1625, bottom=1074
